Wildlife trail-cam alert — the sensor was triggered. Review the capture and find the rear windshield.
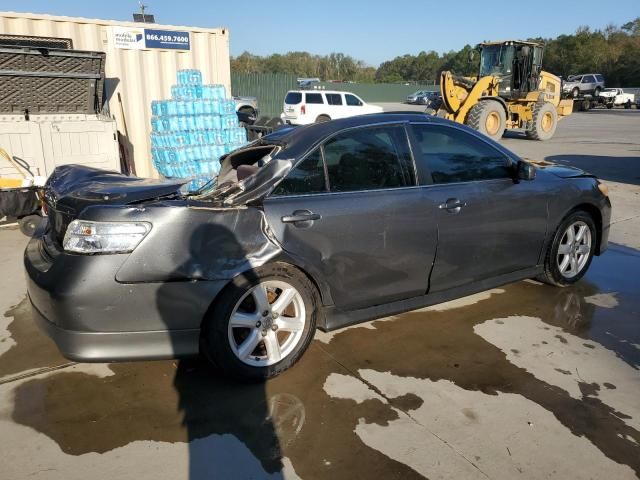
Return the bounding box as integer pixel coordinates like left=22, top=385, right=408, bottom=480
left=285, top=92, right=302, bottom=104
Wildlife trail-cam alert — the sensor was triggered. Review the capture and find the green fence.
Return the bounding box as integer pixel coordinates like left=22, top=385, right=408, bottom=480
left=231, top=73, right=438, bottom=118
left=231, top=73, right=297, bottom=118
left=314, top=82, right=437, bottom=103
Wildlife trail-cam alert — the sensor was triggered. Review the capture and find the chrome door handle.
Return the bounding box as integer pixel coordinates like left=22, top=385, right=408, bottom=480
left=438, top=198, right=467, bottom=213
left=281, top=210, right=321, bottom=224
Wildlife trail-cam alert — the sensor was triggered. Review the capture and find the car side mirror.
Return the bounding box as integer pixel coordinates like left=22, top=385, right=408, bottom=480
left=516, top=161, right=536, bottom=181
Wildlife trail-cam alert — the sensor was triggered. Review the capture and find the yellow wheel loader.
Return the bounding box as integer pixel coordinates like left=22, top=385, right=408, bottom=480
left=436, top=41, right=573, bottom=141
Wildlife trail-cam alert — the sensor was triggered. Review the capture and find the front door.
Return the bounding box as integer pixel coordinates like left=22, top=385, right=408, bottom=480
left=263, top=124, right=438, bottom=310
left=409, top=122, right=548, bottom=293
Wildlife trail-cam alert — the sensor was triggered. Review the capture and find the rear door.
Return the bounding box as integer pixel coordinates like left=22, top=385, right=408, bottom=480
left=263, top=123, right=438, bottom=310
left=304, top=92, right=325, bottom=122
left=409, top=122, right=548, bottom=293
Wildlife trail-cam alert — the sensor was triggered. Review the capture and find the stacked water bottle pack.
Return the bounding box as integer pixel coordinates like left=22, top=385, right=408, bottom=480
left=150, top=69, right=248, bottom=191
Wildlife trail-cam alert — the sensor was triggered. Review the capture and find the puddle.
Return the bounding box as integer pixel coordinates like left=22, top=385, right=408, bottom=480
left=0, top=298, right=69, bottom=381
left=6, top=245, right=640, bottom=478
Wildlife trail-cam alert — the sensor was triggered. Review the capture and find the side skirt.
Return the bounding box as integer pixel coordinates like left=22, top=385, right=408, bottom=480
left=319, top=266, right=543, bottom=332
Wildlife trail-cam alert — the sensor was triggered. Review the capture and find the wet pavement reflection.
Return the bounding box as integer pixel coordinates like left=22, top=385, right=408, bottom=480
left=2, top=244, right=639, bottom=479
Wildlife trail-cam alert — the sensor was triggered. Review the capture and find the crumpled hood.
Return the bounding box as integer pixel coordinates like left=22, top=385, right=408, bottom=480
left=525, top=159, right=594, bottom=178
left=45, top=165, right=186, bottom=213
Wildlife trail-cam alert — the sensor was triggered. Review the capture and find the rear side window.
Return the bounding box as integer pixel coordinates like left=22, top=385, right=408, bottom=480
left=411, top=124, right=511, bottom=184
left=271, top=149, right=327, bottom=196
left=285, top=92, right=302, bottom=104
left=322, top=125, right=415, bottom=192
left=325, top=93, right=343, bottom=105
left=345, top=94, right=363, bottom=106
left=306, top=93, right=324, bottom=104
left=595, top=74, right=604, bottom=82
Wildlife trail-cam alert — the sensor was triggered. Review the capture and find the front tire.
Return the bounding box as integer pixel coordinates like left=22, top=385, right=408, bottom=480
left=526, top=102, right=558, bottom=141
left=465, top=100, right=506, bottom=141
left=202, top=263, right=318, bottom=381
left=537, top=211, right=596, bottom=287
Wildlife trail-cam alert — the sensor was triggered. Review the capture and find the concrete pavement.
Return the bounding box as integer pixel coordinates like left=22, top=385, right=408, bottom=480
left=0, top=110, right=639, bottom=479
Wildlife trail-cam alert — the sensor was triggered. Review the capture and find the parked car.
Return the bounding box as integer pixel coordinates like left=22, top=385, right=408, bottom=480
left=407, top=90, right=432, bottom=104
left=562, top=74, right=605, bottom=98
left=25, top=113, right=611, bottom=380
left=233, top=96, right=258, bottom=117
left=415, top=91, right=441, bottom=105
left=598, top=88, right=635, bottom=109
left=280, top=90, right=383, bottom=125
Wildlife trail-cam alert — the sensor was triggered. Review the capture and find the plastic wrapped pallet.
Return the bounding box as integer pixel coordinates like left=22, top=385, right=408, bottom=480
left=150, top=69, right=248, bottom=191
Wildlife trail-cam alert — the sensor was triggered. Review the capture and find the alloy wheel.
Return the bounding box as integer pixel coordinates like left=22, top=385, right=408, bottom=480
left=556, top=221, right=592, bottom=279
left=227, top=280, right=306, bottom=367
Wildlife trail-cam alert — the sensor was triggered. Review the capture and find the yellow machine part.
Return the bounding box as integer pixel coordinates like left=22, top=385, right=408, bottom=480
left=438, top=70, right=573, bottom=130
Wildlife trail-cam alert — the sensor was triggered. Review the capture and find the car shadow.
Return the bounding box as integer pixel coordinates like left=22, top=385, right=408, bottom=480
left=156, top=222, right=284, bottom=479
left=546, top=154, right=640, bottom=186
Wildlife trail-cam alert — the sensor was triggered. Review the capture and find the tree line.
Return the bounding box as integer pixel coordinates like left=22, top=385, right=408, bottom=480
left=231, top=18, right=640, bottom=86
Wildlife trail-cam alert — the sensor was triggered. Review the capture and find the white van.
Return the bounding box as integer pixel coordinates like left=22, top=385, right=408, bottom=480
left=281, top=90, right=383, bottom=125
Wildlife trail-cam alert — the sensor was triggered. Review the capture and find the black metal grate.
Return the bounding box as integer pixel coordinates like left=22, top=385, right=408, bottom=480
left=0, top=46, right=105, bottom=114
left=0, top=34, right=73, bottom=49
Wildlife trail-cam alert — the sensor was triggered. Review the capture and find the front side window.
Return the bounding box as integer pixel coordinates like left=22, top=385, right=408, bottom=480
left=305, top=93, right=324, bottom=104
left=345, top=94, right=363, bottom=106
left=582, top=75, right=595, bottom=83
left=322, top=125, right=415, bottom=192
left=325, top=93, right=343, bottom=105
left=271, top=148, right=326, bottom=196
left=411, top=124, right=511, bottom=184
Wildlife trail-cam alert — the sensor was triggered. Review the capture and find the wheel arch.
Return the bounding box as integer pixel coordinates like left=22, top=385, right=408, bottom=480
left=548, top=203, right=603, bottom=259
left=477, top=96, right=509, bottom=116
left=199, top=259, right=331, bottom=333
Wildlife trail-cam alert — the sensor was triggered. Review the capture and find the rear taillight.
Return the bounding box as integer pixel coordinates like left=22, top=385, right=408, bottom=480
left=301, top=105, right=306, bottom=114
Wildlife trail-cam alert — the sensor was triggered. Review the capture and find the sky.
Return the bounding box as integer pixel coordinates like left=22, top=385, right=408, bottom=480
left=2, top=0, right=639, bottom=65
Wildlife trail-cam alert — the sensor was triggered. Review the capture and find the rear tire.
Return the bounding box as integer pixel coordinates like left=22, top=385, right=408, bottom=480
left=526, top=102, right=558, bottom=141
left=537, top=211, right=596, bottom=287
left=624, top=101, right=631, bottom=109
left=315, top=115, right=331, bottom=123
left=201, top=263, right=318, bottom=381
left=465, top=100, right=506, bottom=141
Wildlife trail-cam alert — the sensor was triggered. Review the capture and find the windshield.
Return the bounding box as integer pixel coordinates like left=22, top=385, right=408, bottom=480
left=479, top=45, right=515, bottom=78
left=604, top=88, right=617, bottom=92
left=567, top=75, right=581, bottom=82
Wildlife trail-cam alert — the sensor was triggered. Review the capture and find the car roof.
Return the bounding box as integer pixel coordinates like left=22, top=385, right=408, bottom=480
left=267, top=113, right=510, bottom=159
left=287, top=90, right=360, bottom=95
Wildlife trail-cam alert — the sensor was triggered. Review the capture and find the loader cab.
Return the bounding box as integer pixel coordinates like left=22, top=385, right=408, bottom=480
left=477, top=41, right=544, bottom=99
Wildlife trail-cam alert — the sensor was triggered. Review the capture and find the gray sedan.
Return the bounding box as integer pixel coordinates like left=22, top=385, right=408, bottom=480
left=25, top=114, right=611, bottom=380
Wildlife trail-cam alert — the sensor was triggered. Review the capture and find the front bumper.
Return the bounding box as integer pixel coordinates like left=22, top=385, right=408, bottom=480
left=30, top=297, right=200, bottom=361
left=24, top=233, right=228, bottom=362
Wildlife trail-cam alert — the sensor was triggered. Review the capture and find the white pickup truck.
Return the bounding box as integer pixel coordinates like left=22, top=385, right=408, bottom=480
left=598, top=88, right=635, bottom=109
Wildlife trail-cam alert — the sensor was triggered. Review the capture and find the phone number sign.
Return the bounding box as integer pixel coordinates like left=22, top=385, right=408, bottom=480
left=113, top=27, right=190, bottom=50
left=144, top=29, right=190, bottom=50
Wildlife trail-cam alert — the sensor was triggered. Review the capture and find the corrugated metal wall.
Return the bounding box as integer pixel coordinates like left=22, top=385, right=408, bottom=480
left=231, top=73, right=437, bottom=117
left=0, top=12, right=231, bottom=177
left=231, top=73, right=297, bottom=118
left=314, top=82, right=437, bottom=102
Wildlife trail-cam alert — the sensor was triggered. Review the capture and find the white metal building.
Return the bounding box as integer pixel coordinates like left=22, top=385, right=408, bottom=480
left=0, top=11, right=231, bottom=177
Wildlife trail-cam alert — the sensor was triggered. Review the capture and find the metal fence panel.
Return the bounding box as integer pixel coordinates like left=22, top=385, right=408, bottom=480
left=231, top=73, right=297, bottom=118
left=314, top=82, right=437, bottom=103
